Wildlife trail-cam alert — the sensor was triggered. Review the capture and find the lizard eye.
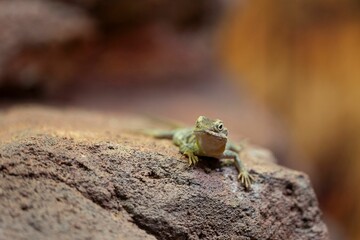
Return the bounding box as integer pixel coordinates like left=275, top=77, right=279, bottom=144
left=216, top=122, right=224, bottom=131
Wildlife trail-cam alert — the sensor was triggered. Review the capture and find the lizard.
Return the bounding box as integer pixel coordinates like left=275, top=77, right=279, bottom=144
left=144, top=115, right=254, bottom=189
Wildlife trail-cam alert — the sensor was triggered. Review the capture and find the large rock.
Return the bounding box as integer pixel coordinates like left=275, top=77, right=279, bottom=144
left=0, top=106, right=328, bottom=239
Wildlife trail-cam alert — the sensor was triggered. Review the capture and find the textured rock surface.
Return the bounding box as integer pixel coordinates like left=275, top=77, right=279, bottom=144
left=0, top=106, right=328, bottom=239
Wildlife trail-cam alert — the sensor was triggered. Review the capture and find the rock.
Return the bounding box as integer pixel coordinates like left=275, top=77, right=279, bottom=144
left=0, top=0, right=220, bottom=99
left=0, top=106, right=328, bottom=239
left=0, top=0, right=93, bottom=77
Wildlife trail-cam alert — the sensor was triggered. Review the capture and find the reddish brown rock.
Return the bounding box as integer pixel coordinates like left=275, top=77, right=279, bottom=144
left=0, top=0, right=220, bottom=98
left=0, top=0, right=93, bottom=76
left=0, top=106, right=328, bottom=239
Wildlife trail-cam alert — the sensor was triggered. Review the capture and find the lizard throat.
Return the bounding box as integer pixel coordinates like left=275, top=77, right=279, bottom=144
left=194, top=131, right=227, bottom=156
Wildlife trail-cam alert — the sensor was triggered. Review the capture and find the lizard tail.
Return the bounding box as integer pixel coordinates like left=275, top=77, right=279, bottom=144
left=133, top=129, right=176, bottom=139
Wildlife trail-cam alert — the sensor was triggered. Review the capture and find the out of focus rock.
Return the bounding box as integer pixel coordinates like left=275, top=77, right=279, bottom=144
left=0, top=0, right=93, bottom=94
left=0, top=0, right=224, bottom=99
left=60, top=0, right=222, bottom=31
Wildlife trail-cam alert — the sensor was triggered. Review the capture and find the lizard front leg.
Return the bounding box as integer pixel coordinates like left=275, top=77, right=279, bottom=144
left=179, top=143, right=199, bottom=166
left=221, top=150, right=254, bottom=189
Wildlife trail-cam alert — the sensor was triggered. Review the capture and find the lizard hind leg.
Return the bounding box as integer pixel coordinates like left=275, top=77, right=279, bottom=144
left=222, top=149, right=254, bottom=189
left=226, top=139, right=248, bottom=152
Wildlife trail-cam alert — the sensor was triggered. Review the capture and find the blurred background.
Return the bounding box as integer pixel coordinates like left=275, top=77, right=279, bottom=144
left=0, top=0, right=359, bottom=239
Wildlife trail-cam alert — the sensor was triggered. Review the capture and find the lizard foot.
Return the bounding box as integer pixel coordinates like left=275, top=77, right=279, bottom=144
left=238, top=170, right=254, bottom=189
left=184, top=151, right=199, bottom=166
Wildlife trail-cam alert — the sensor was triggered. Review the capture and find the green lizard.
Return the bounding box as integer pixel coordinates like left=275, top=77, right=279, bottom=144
left=145, top=116, right=254, bottom=189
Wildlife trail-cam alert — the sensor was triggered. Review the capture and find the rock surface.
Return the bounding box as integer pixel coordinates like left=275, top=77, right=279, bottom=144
left=0, top=106, right=328, bottom=239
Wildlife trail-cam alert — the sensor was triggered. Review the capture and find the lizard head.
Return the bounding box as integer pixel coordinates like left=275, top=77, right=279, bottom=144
left=193, top=116, right=228, bottom=156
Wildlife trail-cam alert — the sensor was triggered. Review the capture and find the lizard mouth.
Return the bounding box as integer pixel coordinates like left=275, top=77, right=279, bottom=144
left=194, top=129, right=227, bottom=139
